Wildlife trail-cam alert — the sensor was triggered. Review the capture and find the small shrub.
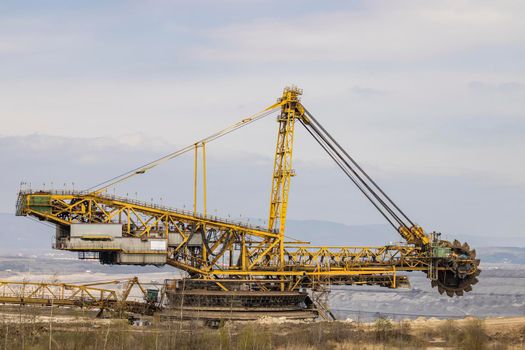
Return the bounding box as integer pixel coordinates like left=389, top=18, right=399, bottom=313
left=459, top=319, right=488, bottom=350
left=395, top=320, right=412, bottom=342
left=373, top=317, right=393, bottom=342
left=520, top=325, right=525, bottom=338
left=439, top=319, right=460, bottom=343
left=237, top=324, right=272, bottom=350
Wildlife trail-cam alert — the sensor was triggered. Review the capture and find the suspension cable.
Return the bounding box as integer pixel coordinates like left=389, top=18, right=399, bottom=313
left=302, top=118, right=406, bottom=228
left=304, top=108, right=415, bottom=227
left=299, top=119, right=398, bottom=230
left=84, top=104, right=282, bottom=193
left=299, top=109, right=415, bottom=229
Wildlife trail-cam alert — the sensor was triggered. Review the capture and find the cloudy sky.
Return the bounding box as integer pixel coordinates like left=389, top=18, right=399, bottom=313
left=0, top=0, right=524, bottom=242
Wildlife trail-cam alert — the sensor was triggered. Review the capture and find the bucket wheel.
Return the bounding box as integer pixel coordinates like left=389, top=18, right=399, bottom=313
left=430, top=239, right=481, bottom=297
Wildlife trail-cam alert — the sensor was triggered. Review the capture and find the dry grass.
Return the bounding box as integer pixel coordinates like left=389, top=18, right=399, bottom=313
left=0, top=306, right=522, bottom=350
left=0, top=317, right=420, bottom=350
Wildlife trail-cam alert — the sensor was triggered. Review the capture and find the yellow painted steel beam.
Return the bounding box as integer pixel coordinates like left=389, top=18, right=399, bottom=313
left=267, top=86, right=305, bottom=268
left=14, top=87, right=479, bottom=296
left=19, top=189, right=440, bottom=283
left=20, top=191, right=279, bottom=239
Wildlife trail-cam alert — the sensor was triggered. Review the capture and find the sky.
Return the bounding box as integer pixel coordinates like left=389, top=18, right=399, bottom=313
left=0, top=0, right=524, bottom=242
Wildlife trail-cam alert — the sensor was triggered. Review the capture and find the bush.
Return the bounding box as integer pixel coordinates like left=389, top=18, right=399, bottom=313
left=438, top=320, right=460, bottom=343
left=459, top=319, right=488, bottom=350
left=374, top=317, right=393, bottom=341
left=237, top=324, right=272, bottom=350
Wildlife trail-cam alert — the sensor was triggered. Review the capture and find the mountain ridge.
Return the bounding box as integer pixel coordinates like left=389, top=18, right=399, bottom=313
left=1, top=213, right=523, bottom=264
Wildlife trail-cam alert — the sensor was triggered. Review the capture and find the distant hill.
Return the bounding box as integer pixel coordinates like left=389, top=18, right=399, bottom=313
left=0, top=213, right=54, bottom=253
left=285, top=220, right=400, bottom=246
left=0, top=215, right=420, bottom=253
left=2, top=213, right=523, bottom=263
left=286, top=219, right=525, bottom=249
left=477, top=247, right=525, bottom=264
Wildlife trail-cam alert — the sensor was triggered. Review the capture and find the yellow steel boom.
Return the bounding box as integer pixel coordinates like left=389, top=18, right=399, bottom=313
left=16, top=87, right=480, bottom=298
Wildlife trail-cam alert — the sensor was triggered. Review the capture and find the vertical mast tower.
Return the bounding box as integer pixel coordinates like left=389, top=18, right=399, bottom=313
left=267, top=86, right=305, bottom=267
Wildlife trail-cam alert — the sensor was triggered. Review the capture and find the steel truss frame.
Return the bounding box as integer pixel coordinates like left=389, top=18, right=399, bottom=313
left=16, top=189, right=460, bottom=292
left=15, top=86, right=480, bottom=297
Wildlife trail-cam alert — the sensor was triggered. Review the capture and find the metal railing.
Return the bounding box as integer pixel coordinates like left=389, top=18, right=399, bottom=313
left=18, top=189, right=278, bottom=234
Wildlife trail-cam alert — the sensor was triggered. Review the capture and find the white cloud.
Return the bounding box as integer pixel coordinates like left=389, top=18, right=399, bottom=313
left=0, top=0, right=523, bottom=235
left=189, top=0, right=525, bottom=63
left=468, top=81, right=525, bottom=93
left=1, top=133, right=524, bottom=238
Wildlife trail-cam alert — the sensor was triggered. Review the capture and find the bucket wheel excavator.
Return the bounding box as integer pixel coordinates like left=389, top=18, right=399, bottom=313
left=16, top=87, right=480, bottom=320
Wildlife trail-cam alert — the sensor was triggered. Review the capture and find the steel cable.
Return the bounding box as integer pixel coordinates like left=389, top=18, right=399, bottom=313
left=84, top=106, right=281, bottom=193
left=299, top=119, right=398, bottom=230
left=301, top=118, right=406, bottom=228
left=304, top=108, right=415, bottom=227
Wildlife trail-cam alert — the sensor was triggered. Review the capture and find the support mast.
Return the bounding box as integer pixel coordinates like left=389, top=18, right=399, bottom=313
left=267, top=86, right=305, bottom=266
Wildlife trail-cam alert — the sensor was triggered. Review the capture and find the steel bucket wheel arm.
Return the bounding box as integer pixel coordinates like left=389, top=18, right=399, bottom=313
left=296, top=105, right=480, bottom=297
